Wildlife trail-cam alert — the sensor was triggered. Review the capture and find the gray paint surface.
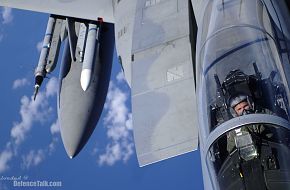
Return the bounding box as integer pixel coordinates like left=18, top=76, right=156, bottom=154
left=58, top=22, right=114, bottom=158
left=131, top=0, right=198, bottom=166
left=0, top=0, right=114, bottom=23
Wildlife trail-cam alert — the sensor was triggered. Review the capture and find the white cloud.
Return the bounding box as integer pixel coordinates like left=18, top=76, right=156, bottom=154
left=11, top=93, right=48, bottom=145
left=21, top=149, right=45, bottom=169
left=1, top=7, right=13, bottom=24
left=0, top=77, right=59, bottom=173
left=48, top=137, right=59, bottom=155
left=12, top=78, right=30, bottom=89
left=10, top=77, right=58, bottom=145
left=116, top=71, right=125, bottom=83
left=125, top=113, right=133, bottom=130
left=99, top=144, right=121, bottom=166
left=0, top=149, right=13, bottom=173
left=36, top=41, right=43, bottom=52
left=105, top=86, right=128, bottom=125
left=97, top=74, right=134, bottom=166
left=50, top=119, right=60, bottom=135
left=45, top=77, right=58, bottom=98
left=48, top=118, right=60, bottom=155
left=0, top=7, right=13, bottom=43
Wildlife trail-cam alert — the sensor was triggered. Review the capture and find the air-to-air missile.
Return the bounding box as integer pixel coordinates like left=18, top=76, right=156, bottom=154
left=33, top=16, right=55, bottom=100
left=33, top=15, right=62, bottom=100
left=80, top=23, right=98, bottom=91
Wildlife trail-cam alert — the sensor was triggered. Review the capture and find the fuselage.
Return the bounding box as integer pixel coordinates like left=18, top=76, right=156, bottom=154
left=195, top=0, right=290, bottom=189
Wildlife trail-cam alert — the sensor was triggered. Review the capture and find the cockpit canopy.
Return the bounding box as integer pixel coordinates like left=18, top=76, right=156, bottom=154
left=197, top=0, right=290, bottom=135
left=197, top=0, right=290, bottom=189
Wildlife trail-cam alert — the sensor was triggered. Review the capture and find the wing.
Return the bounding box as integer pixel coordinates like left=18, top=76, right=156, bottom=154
left=0, top=0, right=114, bottom=23
left=126, top=0, right=199, bottom=166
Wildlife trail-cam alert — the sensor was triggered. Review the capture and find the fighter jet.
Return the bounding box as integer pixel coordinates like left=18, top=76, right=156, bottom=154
left=1, top=0, right=290, bottom=189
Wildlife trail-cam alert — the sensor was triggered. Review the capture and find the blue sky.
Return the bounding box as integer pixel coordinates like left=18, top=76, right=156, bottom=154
left=0, top=7, right=203, bottom=190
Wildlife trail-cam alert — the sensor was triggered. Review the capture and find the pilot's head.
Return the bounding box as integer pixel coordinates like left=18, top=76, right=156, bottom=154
left=230, top=94, right=253, bottom=116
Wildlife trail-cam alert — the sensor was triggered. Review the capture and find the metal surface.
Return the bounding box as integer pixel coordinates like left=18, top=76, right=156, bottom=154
left=58, top=22, right=114, bottom=158
left=205, top=114, right=290, bottom=153
left=81, top=23, right=99, bottom=91
left=46, top=18, right=63, bottom=73
left=113, top=0, right=138, bottom=87
left=131, top=0, right=198, bottom=166
left=0, top=0, right=114, bottom=23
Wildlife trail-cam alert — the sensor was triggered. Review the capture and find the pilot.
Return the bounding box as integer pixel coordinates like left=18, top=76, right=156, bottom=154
left=226, top=94, right=255, bottom=153
left=223, top=70, right=270, bottom=154
left=226, top=93, right=273, bottom=154
left=229, top=94, right=253, bottom=116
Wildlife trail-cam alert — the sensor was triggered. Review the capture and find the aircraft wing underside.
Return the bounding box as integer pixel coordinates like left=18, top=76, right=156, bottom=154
left=130, top=0, right=199, bottom=166
left=0, top=0, right=114, bottom=23
left=0, top=0, right=200, bottom=167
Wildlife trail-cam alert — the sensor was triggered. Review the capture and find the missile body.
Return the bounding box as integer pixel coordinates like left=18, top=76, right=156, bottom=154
left=80, top=23, right=100, bottom=91
left=45, top=18, right=63, bottom=73
left=76, top=23, right=87, bottom=63
left=34, top=16, right=56, bottom=100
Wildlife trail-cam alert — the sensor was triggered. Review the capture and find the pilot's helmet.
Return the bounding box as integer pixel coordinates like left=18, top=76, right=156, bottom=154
left=229, top=94, right=248, bottom=108
left=229, top=94, right=254, bottom=116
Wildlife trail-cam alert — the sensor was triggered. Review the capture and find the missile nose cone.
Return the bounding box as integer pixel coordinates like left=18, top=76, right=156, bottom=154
left=33, top=85, right=40, bottom=101
left=80, top=69, right=92, bottom=91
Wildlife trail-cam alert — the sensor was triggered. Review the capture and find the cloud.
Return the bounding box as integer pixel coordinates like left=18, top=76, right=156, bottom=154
left=11, top=92, right=50, bottom=145
left=1, top=7, right=13, bottom=24
left=50, top=119, right=60, bottom=135
left=48, top=137, right=59, bottom=155
left=116, top=71, right=125, bottom=83
left=0, top=149, right=13, bottom=173
left=45, top=77, right=58, bottom=98
left=0, top=7, right=13, bottom=43
left=0, top=77, right=58, bottom=173
left=104, top=84, right=128, bottom=125
left=48, top=119, right=60, bottom=155
left=10, top=77, right=58, bottom=145
left=97, top=72, right=134, bottom=166
left=21, top=149, right=45, bottom=169
left=12, top=78, right=30, bottom=89
left=36, top=41, right=43, bottom=52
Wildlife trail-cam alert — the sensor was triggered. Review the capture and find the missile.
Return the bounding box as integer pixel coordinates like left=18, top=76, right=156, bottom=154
left=33, top=76, right=43, bottom=100
left=33, top=16, right=56, bottom=100
left=76, top=23, right=87, bottom=63
left=80, top=23, right=100, bottom=91
left=45, top=18, right=63, bottom=73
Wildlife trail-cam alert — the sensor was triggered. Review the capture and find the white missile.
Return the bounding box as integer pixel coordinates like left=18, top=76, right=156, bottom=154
left=80, top=23, right=99, bottom=91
